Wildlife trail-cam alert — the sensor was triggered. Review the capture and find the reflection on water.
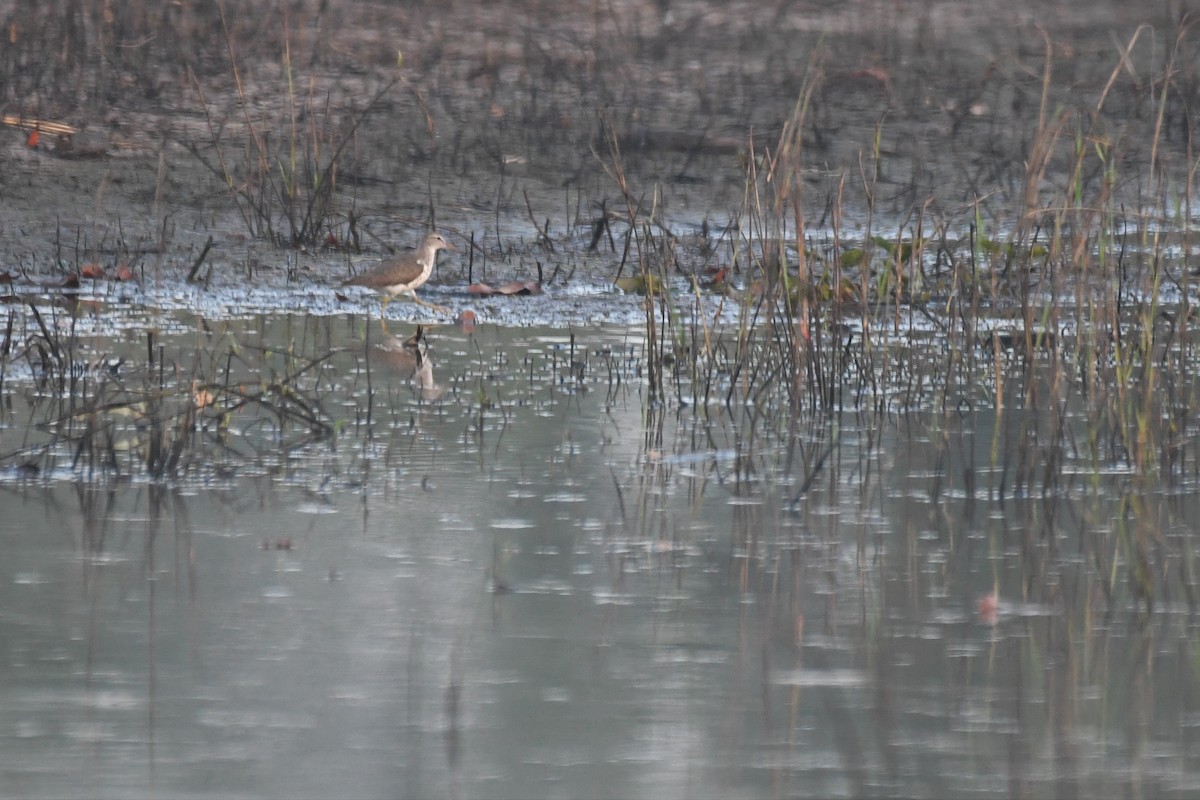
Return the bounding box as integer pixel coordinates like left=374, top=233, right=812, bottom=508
left=0, top=315, right=1197, bottom=799
left=373, top=325, right=444, bottom=402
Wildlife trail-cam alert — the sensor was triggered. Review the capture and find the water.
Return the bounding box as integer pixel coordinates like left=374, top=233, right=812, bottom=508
left=0, top=314, right=1198, bottom=799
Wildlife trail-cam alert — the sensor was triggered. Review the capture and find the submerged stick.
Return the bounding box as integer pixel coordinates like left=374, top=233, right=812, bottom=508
left=187, top=236, right=215, bottom=283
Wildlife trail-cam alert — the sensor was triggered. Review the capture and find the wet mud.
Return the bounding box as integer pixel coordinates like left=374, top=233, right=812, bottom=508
left=0, top=0, right=1190, bottom=325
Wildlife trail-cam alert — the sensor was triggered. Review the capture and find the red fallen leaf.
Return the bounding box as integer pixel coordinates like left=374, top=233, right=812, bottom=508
left=114, top=264, right=134, bottom=281
left=978, top=592, right=999, bottom=625
left=25, top=129, right=39, bottom=148
left=455, top=309, right=477, bottom=331
left=61, top=273, right=80, bottom=289
left=79, top=263, right=104, bottom=279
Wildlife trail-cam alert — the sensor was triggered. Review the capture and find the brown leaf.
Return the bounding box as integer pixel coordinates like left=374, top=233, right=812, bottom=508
left=193, top=387, right=215, bottom=409
left=614, top=274, right=661, bottom=295
left=849, top=66, right=892, bottom=90
left=467, top=281, right=541, bottom=296
left=701, top=266, right=728, bottom=289
left=495, top=281, right=541, bottom=295
left=79, top=263, right=104, bottom=279
left=114, top=264, right=134, bottom=281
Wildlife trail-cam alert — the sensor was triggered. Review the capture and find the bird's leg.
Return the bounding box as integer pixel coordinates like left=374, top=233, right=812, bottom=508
left=377, top=297, right=393, bottom=333
left=408, top=293, right=451, bottom=314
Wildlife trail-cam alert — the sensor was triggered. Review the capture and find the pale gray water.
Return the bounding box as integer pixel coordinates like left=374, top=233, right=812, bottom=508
left=0, top=315, right=1197, bottom=799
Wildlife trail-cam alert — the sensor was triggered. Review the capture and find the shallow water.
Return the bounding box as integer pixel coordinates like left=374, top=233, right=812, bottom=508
left=0, top=313, right=1197, bottom=799
left=4, top=0, right=1200, bottom=795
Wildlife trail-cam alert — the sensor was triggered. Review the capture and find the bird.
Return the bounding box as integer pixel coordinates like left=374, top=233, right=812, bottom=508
left=343, top=232, right=456, bottom=318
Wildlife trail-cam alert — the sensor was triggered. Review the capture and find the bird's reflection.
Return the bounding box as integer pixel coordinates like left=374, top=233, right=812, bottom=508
left=373, top=325, right=444, bottom=401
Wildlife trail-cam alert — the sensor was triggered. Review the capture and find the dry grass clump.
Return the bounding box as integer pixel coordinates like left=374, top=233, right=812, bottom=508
left=594, top=24, right=1200, bottom=612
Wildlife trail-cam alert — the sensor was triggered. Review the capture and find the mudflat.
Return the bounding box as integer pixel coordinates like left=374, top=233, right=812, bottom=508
left=0, top=1, right=1187, bottom=289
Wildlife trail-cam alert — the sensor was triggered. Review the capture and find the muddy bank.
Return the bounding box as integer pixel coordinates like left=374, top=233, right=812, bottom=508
left=0, top=1, right=1192, bottom=323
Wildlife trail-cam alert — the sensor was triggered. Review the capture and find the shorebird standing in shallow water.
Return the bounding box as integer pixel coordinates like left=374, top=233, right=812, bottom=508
left=344, top=232, right=455, bottom=318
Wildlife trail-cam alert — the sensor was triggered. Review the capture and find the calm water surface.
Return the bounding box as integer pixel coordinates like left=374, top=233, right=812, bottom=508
left=0, top=314, right=1197, bottom=799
